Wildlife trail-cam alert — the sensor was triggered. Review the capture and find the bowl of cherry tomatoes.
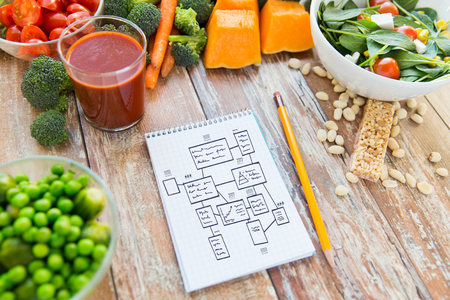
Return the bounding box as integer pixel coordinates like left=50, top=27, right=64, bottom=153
left=0, top=0, right=103, bottom=61
left=310, top=0, right=450, bottom=101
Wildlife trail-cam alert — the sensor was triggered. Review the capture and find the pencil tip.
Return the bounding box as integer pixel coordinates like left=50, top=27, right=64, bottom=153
left=324, top=248, right=335, bottom=268
left=273, top=92, right=284, bottom=107
left=273, top=91, right=280, bottom=97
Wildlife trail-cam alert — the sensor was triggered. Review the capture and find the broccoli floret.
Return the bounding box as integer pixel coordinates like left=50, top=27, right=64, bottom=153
left=178, top=0, right=214, bottom=26
left=127, top=3, right=161, bottom=37
left=174, top=6, right=201, bottom=35
left=125, top=0, right=160, bottom=14
left=21, top=56, right=73, bottom=111
left=30, top=110, right=68, bottom=146
left=104, top=0, right=129, bottom=18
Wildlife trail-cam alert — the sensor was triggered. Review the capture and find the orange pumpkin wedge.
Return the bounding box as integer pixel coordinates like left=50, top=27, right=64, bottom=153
left=260, top=0, right=314, bottom=54
left=203, top=10, right=261, bottom=69
left=209, top=0, right=259, bottom=19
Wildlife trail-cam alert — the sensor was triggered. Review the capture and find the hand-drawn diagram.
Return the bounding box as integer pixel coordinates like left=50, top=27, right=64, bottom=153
left=161, top=129, right=291, bottom=260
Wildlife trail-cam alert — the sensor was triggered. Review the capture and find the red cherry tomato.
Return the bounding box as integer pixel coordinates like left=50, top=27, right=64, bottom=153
left=369, top=0, right=390, bottom=6
left=21, top=24, right=48, bottom=42
left=378, top=2, right=399, bottom=15
left=357, top=14, right=370, bottom=21
left=60, top=0, right=72, bottom=10
left=0, top=4, right=15, bottom=27
left=40, top=11, right=67, bottom=35
left=66, top=3, right=92, bottom=15
left=48, top=26, right=64, bottom=39
left=11, top=0, right=43, bottom=27
left=70, top=0, right=98, bottom=14
left=37, top=0, right=62, bottom=12
left=6, top=25, right=22, bottom=42
left=373, top=57, right=400, bottom=80
left=66, top=11, right=89, bottom=26
left=393, top=25, right=417, bottom=41
left=17, top=38, right=51, bottom=59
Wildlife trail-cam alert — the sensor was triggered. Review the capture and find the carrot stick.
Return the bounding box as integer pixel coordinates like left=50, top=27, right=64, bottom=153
left=161, top=27, right=179, bottom=78
left=145, top=0, right=178, bottom=89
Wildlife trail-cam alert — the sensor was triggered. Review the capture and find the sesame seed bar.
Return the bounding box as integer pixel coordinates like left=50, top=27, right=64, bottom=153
left=349, top=99, right=395, bottom=182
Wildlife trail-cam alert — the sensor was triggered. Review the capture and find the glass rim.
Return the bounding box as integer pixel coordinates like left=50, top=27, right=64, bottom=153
left=57, top=15, right=147, bottom=77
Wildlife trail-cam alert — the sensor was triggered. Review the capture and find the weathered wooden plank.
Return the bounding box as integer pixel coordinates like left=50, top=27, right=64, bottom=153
left=78, top=65, right=277, bottom=299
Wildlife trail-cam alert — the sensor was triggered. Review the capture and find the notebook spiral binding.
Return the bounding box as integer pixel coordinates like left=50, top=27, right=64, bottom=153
left=146, top=109, right=252, bottom=139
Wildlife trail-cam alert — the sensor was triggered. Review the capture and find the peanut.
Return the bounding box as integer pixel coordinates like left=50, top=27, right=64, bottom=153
left=382, top=180, right=398, bottom=188
left=406, top=98, right=417, bottom=109
left=381, top=165, right=389, bottom=181
left=334, top=84, right=346, bottom=93
left=325, top=121, right=338, bottom=131
left=317, top=129, right=327, bottom=142
left=327, top=71, right=333, bottom=80
left=353, top=96, right=366, bottom=106
left=346, top=89, right=357, bottom=99
left=389, top=169, right=406, bottom=183
left=387, top=138, right=399, bottom=151
left=351, top=104, right=360, bottom=115
left=339, top=93, right=349, bottom=103
left=343, top=107, right=356, bottom=121
left=436, top=168, right=449, bottom=177
left=331, top=78, right=339, bottom=85
left=346, top=172, right=359, bottom=183
left=288, top=58, right=301, bottom=69
left=417, top=181, right=433, bottom=195
left=335, top=185, right=349, bottom=196
left=410, top=114, right=424, bottom=124
left=391, top=125, right=400, bottom=137
left=335, top=135, right=344, bottom=146
left=392, top=148, right=405, bottom=158
left=328, top=145, right=345, bottom=154
left=405, top=173, right=416, bottom=188
left=316, top=91, right=329, bottom=101
left=396, top=108, right=407, bottom=119
left=301, top=63, right=311, bottom=75
left=417, top=103, right=427, bottom=116
left=327, top=130, right=337, bottom=143
left=333, top=100, right=347, bottom=109
left=392, top=116, right=398, bottom=125
left=429, top=152, right=442, bottom=162
left=334, top=108, right=343, bottom=121
left=393, top=101, right=401, bottom=110
left=313, top=66, right=327, bottom=77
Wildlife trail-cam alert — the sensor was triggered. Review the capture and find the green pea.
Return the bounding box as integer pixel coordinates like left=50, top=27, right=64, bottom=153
left=70, top=274, right=89, bottom=293
left=83, top=269, right=94, bottom=279
left=92, top=244, right=108, bottom=261
left=52, top=274, right=65, bottom=290
left=47, top=253, right=64, bottom=271
left=0, top=291, right=15, bottom=300
left=38, top=175, right=49, bottom=184
left=28, top=260, right=46, bottom=274
left=73, top=256, right=90, bottom=273
left=60, top=263, right=72, bottom=278
left=56, top=288, right=71, bottom=300
left=69, top=215, right=83, bottom=228
left=36, top=283, right=55, bottom=300
left=66, top=226, right=80, bottom=242
left=22, top=226, right=38, bottom=243
left=7, top=265, right=27, bottom=284
left=13, top=278, right=36, bottom=300
left=0, top=277, right=13, bottom=294
left=51, top=164, right=64, bottom=176
left=24, top=184, right=41, bottom=200
left=34, top=199, right=52, bottom=212
left=32, top=268, right=52, bottom=284
left=32, top=243, right=50, bottom=259
left=6, top=188, right=19, bottom=202
left=64, top=180, right=82, bottom=197
left=33, top=212, right=48, bottom=227
left=53, top=219, right=71, bottom=236
left=1, top=226, right=15, bottom=238
left=18, top=180, right=29, bottom=192
left=49, top=248, right=63, bottom=256
left=10, top=192, right=30, bottom=208
left=6, top=204, right=20, bottom=219
left=0, top=212, right=11, bottom=227
left=56, top=198, right=74, bottom=214
left=90, top=261, right=101, bottom=272
left=13, top=216, right=32, bottom=234
left=38, top=183, right=50, bottom=195
left=36, top=227, right=52, bottom=243
left=77, top=239, right=94, bottom=256
left=47, top=174, right=60, bottom=184
left=60, top=171, right=74, bottom=183
left=49, top=180, right=65, bottom=197
left=46, top=208, right=62, bottom=223
left=64, top=243, right=78, bottom=261
left=19, top=207, right=35, bottom=218
left=0, top=232, right=3, bottom=244
left=14, top=174, right=29, bottom=184
left=76, top=174, right=89, bottom=188
left=49, top=233, right=66, bottom=248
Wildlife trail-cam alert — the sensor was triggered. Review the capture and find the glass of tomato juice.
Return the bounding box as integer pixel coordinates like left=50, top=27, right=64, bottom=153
left=57, top=16, right=147, bottom=131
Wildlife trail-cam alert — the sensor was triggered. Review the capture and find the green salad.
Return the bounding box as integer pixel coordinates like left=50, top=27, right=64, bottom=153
left=317, top=0, right=450, bottom=82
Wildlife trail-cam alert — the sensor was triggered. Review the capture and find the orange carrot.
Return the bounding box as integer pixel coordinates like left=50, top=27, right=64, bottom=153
left=147, top=33, right=156, bottom=55
left=145, top=0, right=178, bottom=89
left=161, top=27, right=179, bottom=78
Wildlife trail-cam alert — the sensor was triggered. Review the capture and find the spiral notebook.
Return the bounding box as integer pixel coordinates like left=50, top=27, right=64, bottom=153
left=145, top=110, right=315, bottom=292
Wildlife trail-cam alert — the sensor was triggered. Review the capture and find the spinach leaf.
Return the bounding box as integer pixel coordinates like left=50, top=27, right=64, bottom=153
left=326, top=21, right=345, bottom=29
left=414, top=7, right=437, bottom=21
left=340, top=34, right=367, bottom=53
left=357, top=19, right=380, bottom=32
left=400, top=67, right=427, bottom=77
left=368, top=30, right=416, bottom=51
left=389, top=50, right=431, bottom=68
left=411, top=11, right=434, bottom=33
left=435, top=37, right=450, bottom=56
left=393, top=16, right=424, bottom=29
left=422, top=40, right=437, bottom=59
left=367, top=38, right=391, bottom=57
left=344, top=0, right=358, bottom=10
left=400, top=76, right=420, bottom=82
left=395, top=0, right=419, bottom=12
left=323, top=7, right=365, bottom=22
left=416, top=64, right=443, bottom=77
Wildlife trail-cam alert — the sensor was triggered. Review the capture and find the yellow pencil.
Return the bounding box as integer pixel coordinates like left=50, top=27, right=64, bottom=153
left=274, top=91, right=335, bottom=268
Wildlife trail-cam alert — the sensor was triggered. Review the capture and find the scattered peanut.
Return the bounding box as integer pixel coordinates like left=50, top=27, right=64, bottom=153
left=381, top=165, right=389, bottom=181
left=334, top=84, right=346, bottom=93
left=391, top=125, right=400, bottom=137
left=392, top=148, right=405, bottom=158
left=288, top=58, right=302, bottom=69
left=333, top=100, right=347, bottom=109
left=301, top=63, right=311, bottom=75
left=405, top=173, right=416, bottom=188
left=406, top=98, right=417, bottom=109
left=429, top=152, right=442, bottom=162
left=410, top=114, right=424, bottom=124
left=387, top=138, right=399, bottom=151
left=317, top=129, right=327, bottom=142
left=331, top=78, right=339, bottom=85
left=393, top=101, right=401, bottom=110
left=328, top=145, right=345, bottom=154
left=382, top=180, right=398, bottom=188
left=351, top=104, right=360, bottom=115
left=316, top=91, right=329, bottom=101
left=346, top=172, right=359, bottom=183
left=389, top=169, right=406, bottom=183
left=436, top=168, right=449, bottom=177
left=396, top=108, right=407, bottom=119
left=327, top=130, right=337, bottom=143
left=334, top=108, right=343, bottom=120
left=353, top=96, right=366, bottom=106
left=343, top=107, right=356, bottom=121
left=325, top=120, right=338, bottom=131
left=339, top=93, right=349, bottom=103
left=392, top=116, right=398, bottom=125
left=417, top=103, right=427, bottom=116
left=326, top=71, right=333, bottom=80
left=313, top=66, right=327, bottom=77
left=346, top=89, right=356, bottom=98
left=335, top=135, right=344, bottom=146
left=335, top=185, right=349, bottom=196
left=417, top=181, right=433, bottom=195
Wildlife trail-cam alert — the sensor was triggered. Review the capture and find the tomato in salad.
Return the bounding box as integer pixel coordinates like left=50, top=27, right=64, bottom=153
left=66, top=3, right=91, bottom=14
left=21, top=24, right=48, bottom=42
left=393, top=25, right=417, bottom=41
left=17, top=37, right=50, bottom=59
left=378, top=2, right=399, bottom=15
left=48, top=26, right=64, bottom=39
left=373, top=57, right=400, bottom=80
left=369, top=0, right=391, bottom=6
left=11, top=0, right=43, bottom=27
left=70, top=0, right=98, bottom=14
left=0, top=4, right=15, bottom=27
left=40, top=11, right=67, bottom=35
left=6, top=24, right=22, bottom=42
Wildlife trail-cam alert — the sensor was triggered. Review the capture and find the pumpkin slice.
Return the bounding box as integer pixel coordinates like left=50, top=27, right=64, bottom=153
left=210, top=0, right=259, bottom=18
left=260, top=0, right=314, bottom=54
left=203, top=10, right=261, bottom=69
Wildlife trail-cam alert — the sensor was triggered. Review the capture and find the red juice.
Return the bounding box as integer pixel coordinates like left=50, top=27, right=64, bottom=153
left=66, top=31, right=145, bottom=130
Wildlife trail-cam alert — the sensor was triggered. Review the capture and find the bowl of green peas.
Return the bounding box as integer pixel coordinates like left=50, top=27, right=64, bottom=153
left=0, top=155, right=118, bottom=300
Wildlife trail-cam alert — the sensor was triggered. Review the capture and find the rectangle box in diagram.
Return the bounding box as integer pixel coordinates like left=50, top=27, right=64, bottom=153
left=246, top=220, right=268, bottom=245
left=196, top=206, right=218, bottom=228
left=217, top=200, right=250, bottom=225
left=231, top=163, right=266, bottom=190
left=184, top=176, right=218, bottom=204
left=234, top=130, right=254, bottom=156
left=273, top=207, right=289, bottom=225
left=248, top=194, right=269, bottom=215
left=209, top=235, right=230, bottom=260
left=189, top=138, right=233, bottom=169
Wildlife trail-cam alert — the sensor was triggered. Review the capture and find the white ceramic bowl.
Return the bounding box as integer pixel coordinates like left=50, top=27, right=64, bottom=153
left=310, top=0, right=450, bottom=101
left=0, top=0, right=104, bottom=61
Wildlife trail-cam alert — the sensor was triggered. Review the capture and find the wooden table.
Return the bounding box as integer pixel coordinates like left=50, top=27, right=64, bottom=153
left=1, top=47, right=450, bottom=299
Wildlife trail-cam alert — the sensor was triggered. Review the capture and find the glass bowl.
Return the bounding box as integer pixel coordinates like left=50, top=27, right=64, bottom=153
left=0, top=155, right=118, bottom=300
left=0, top=0, right=104, bottom=61
left=310, top=0, right=450, bottom=101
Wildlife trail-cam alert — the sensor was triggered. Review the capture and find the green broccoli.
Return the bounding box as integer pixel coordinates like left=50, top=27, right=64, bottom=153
left=125, top=0, right=160, bottom=14
left=21, top=56, right=73, bottom=111
left=30, top=110, right=68, bottom=146
left=127, top=2, right=161, bottom=37
left=178, top=0, right=214, bottom=26
left=104, top=0, right=129, bottom=18
left=169, top=7, right=207, bottom=67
